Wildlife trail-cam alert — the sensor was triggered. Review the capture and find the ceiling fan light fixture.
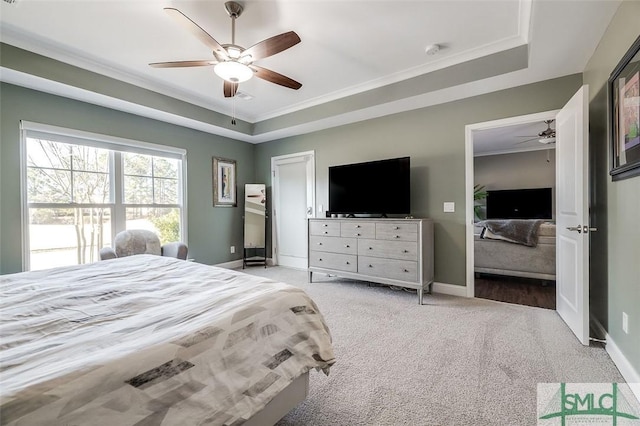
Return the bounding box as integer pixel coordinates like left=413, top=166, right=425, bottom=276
left=539, top=136, right=556, bottom=144
left=214, top=61, right=253, bottom=83
left=226, top=46, right=242, bottom=59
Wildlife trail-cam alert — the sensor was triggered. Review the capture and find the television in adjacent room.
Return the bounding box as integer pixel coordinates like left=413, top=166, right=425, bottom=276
left=329, top=156, right=410, bottom=216
left=485, top=187, right=553, bottom=219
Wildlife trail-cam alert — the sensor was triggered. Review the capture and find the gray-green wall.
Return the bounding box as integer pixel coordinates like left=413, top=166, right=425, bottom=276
left=255, top=74, right=582, bottom=286
left=474, top=150, right=556, bottom=220
left=583, top=0, right=640, bottom=376
left=0, top=83, right=253, bottom=274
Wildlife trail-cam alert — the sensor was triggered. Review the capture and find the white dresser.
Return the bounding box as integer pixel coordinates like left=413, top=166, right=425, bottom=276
left=308, top=218, right=434, bottom=304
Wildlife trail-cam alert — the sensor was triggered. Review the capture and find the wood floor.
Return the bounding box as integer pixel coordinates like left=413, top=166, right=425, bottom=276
left=474, top=274, right=556, bottom=310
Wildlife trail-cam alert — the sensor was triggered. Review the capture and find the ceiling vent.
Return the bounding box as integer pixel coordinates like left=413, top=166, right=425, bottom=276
left=235, top=91, right=254, bottom=101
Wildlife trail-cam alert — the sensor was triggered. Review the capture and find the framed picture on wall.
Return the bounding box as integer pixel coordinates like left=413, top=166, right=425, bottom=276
left=212, top=157, right=237, bottom=207
left=609, top=35, right=640, bottom=181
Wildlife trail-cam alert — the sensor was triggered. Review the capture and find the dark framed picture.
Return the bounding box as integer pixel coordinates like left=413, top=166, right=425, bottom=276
left=609, top=35, right=640, bottom=181
left=212, top=157, right=237, bottom=207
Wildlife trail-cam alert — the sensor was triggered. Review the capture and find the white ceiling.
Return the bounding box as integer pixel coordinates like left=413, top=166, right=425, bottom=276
left=0, top=0, right=621, bottom=148
left=473, top=119, right=556, bottom=156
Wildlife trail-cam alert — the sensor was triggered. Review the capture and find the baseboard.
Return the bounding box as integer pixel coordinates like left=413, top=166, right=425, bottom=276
left=216, top=258, right=276, bottom=269
left=215, top=259, right=244, bottom=269
left=432, top=282, right=468, bottom=297
left=590, top=315, right=640, bottom=404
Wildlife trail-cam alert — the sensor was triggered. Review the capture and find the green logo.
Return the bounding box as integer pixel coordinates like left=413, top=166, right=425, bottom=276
left=538, top=383, right=640, bottom=425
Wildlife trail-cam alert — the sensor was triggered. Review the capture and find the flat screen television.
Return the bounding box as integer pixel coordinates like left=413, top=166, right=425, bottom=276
left=329, top=157, right=410, bottom=216
left=485, top=187, right=552, bottom=219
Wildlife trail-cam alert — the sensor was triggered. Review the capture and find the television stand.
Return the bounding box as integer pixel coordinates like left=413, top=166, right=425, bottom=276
left=308, top=218, right=434, bottom=304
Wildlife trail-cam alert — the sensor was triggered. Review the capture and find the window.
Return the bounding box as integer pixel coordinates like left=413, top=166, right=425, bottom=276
left=22, top=122, right=186, bottom=271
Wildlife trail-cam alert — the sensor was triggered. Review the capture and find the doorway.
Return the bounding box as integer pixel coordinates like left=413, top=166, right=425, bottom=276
left=271, top=151, right=315, bottom=269
left=466, top=85, right=592, bottom=346
left=468, top=112, right=558, bottom=309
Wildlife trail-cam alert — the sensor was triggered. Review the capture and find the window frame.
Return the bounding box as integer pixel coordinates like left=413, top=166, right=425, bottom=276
left=20, top=121, right=188, bottom=271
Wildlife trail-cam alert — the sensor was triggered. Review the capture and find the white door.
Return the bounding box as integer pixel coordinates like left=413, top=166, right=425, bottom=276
left=272, top=152, right=315, bottom=269
left=556, top=85, right=590, bottom=345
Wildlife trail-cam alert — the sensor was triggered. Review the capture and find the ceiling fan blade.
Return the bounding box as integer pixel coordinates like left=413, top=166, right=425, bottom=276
left=224, top=81, right=239, bottom=98
left=242, top=31, right=301, bottom=61
left=250, top=65, right=302, bottom=90
left=149, top=60, right=217, bottom=68
left=164, top=8, right=229, bottom=60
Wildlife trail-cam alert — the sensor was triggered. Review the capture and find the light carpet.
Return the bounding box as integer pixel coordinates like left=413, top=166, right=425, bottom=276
left=238, top=266, right=624, bottom=425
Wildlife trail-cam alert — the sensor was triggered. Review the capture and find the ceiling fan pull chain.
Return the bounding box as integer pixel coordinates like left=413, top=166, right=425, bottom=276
left=232, top=93, right=237, bottom=125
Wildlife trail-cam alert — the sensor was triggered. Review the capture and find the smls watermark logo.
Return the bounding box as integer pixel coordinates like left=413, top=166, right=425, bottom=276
left=538, top=383, right=640, bottom=425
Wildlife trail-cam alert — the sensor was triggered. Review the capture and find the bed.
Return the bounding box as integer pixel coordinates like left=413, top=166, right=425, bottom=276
left=474, top=220, right=556, bottom=280
left=0, top=255, right=335, bottom=425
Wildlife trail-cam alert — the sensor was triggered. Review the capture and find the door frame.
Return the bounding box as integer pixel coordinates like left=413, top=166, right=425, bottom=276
left=270, top=151, right=316, bottom=267
left=464, top=110, right=560, bottom=298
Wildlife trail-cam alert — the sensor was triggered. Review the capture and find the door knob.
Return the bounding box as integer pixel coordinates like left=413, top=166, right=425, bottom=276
left=566, top=226, right=582, bottom=233
left=583, top=225, right=597, bottom=233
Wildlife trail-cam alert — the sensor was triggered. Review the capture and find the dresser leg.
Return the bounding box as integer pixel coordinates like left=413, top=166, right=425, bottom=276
left=418, top=288, right=423, bottom=305
left=308, top=271, right=313, bottom=283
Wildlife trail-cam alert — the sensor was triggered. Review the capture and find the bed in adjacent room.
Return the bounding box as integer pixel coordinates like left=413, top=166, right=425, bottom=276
left=474, top=219, right=556, bottom=280
left=0, top=255, right=335, bottom=425
left=474, top=187, right=556, bottom=281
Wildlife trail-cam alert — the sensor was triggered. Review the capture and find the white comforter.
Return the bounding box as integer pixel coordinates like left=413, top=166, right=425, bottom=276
left=0, top=255, right=334, bottom=425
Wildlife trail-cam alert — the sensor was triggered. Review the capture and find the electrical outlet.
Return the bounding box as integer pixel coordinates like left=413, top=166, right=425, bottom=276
left=443, top=202, right=455, bottom=213
left=622, top=312, right=629, bottom=334
left=230, top=246, right=235, bottom=254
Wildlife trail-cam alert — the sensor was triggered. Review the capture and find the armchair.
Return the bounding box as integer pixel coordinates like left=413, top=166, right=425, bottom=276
left=99, top=229, right=188, bottom=260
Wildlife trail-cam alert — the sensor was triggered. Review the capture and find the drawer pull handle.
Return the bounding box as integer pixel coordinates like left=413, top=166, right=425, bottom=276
left=356, top=233, right=361, bottom=236
left=356, top=225, right=361, bottom=228
left=345, top=261, right=350, bottom=265
left=317, top=242, right=322, bottom=245
left=345, top=245, right=350, bottom=248
left=394, top=235, right=400, bottom=239
left=319, top=258, right=323, bottom=261
left=403, top=269, right=409, bottom=273
left=403, top=249, right=408, bottom=253
left=394, top=226, right=399, bottom=230
left=368, top=264, right=373, bottom=268
left=323, top=224, right=328, bottom=227
left=323, top=231, right=328, bottom=234
left=368, top=247, right=373, bottom=250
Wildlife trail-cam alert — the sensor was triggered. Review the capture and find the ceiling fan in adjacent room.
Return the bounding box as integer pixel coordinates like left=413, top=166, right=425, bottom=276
left=149, top=1, right=302, bottom=98
left=516, top=120, right=556, bottom=144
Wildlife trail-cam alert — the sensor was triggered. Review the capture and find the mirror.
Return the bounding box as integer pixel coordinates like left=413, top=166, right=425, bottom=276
left=243, top=184, right=267, bottom=268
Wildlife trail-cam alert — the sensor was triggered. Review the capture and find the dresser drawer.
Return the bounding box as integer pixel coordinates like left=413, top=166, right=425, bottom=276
left=310, top=236, right=357, bottom=255
left=340, top=222, right=375, bottom=238
left=358, top=239, right=418, bottom=261
left=358, top=256, right=418, bottom=282
left=309, top=251, right=357, bottom=272
left=376, top=222, right=418, bottom=241
left=309, top=220, right=341, bottom=237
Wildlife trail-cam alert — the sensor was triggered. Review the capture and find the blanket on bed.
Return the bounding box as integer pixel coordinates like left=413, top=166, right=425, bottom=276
left=0, top=255, right=335, bottom=426
left=478, top=219, right=545, bottom=247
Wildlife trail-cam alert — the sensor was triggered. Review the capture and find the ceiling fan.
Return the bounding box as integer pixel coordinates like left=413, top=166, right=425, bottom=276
left=149, top=1, right=302, bottom=98
left=516, top=119, right=556, bottom=144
